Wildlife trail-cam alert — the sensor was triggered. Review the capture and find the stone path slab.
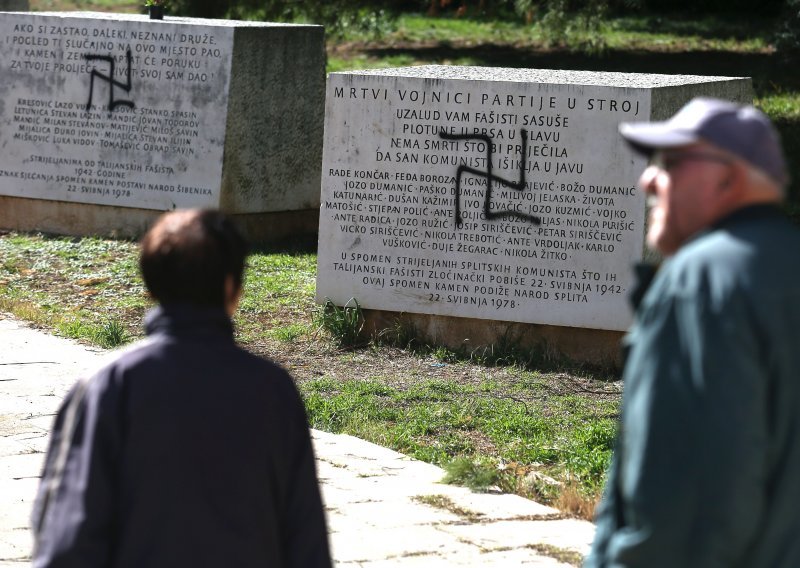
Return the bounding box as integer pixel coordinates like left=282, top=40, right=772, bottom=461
left=0, top=315, right=594, bottom=566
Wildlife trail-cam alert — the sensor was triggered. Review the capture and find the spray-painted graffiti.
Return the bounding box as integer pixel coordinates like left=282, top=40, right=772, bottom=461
left=439, top=128, right=541, bottom=229
left=83, top=48, right=135, bottom=112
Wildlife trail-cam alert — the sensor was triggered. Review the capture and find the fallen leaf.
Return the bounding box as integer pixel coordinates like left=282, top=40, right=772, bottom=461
left=77, top=277, right=109, bottom=286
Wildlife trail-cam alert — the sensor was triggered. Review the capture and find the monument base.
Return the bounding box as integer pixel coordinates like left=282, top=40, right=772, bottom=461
left=362, top=310, right=625, bottom=370
left=0, top=196, right=318, bottom=243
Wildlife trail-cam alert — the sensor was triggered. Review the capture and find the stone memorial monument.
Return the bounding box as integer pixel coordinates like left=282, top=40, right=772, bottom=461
left=0, top=12, right=324, bottom=240
left=317, top=66, right=752, bottom=363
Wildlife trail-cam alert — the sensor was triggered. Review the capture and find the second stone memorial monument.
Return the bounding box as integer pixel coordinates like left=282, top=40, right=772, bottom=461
left=0, top=12, right=324, bottom=239
left=316, top=67, right=751, bottom=362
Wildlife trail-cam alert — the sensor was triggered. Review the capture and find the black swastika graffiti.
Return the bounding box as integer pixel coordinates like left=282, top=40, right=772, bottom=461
left=83, top=48, right=135, bottom=112
left=439, top=128, right=541, bottom=229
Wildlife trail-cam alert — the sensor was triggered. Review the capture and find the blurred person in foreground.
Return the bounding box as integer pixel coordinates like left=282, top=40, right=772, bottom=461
left=32, top=209, right=332, bottom=568
left=585, top=98, right=800, bottom=567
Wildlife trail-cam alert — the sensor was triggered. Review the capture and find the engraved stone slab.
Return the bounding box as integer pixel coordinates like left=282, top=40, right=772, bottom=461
left=0, top=12, right=323, bottom=224
left=317, top=67, right=751, bottom=331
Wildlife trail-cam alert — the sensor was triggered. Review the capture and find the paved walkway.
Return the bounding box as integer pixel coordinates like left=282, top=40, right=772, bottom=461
left=0, top=315, right=595, bottom=567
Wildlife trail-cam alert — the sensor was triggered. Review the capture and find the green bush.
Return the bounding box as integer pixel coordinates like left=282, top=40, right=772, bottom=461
left=513, top=0, right=609, bottom=54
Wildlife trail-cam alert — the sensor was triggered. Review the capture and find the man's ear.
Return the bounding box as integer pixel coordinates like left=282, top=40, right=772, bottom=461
left=720, top=161, right=745, bottom=193
left=714, top=161, right=747, bottom=217
left=224, top=274, right=243, bottom=316
left=718, top=165, right=734, bottom=190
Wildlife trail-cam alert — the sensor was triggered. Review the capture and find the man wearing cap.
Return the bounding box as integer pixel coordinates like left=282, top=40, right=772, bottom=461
left=585, top=98, right=800, bottom=567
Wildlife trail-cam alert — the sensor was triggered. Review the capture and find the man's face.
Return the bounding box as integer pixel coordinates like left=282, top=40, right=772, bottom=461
left=638, top=143, right=732, bottom=256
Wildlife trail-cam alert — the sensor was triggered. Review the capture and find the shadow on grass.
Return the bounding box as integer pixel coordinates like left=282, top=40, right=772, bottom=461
left=249, top=232, right=319, bottom=256
left=373, top=319, right=622, bottom=381
left=610, top=13, right=779, bottom=42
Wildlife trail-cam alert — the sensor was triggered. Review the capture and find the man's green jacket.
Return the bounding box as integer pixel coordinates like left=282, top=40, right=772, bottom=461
left=586, top=205, right=800, bottom=567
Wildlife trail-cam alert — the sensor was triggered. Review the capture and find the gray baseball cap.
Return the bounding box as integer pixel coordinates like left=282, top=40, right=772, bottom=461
left=619, top=97, right=789, bottom=187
